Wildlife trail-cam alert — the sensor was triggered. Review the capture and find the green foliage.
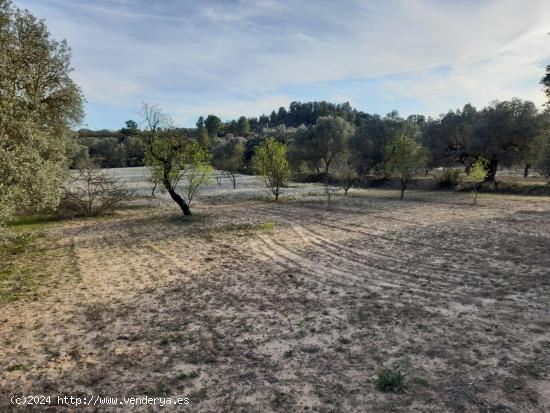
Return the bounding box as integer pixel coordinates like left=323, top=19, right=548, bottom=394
left=145, top=135, right=212, bottom=201
left=376, top=369, right=404, bottom=393
left=384, top=135, right=428, bottom=198
left=205, top=114, right=222, bottom=137
left=0, top=1, right=83, bottom=227
left=541, top=65, right=550, bottom=103
left=291, top=116, right=355, bottom=178
left=312, top=115, right=355, bottom=177
left=7, top=215, right=57, bottom=233
left=196, top=116, right=211, bottom=149
left=6, top=363, right=29, bottom=372
left=212, top=139, right=245, bottom=188
left=535, top=133, right=550, bottom=178
left=125, top=120, right=138, bottom=130
left=252, top=138, right=291, bottom=200
left=423, top=99, right=540, bottom=181
left=465, top=158, right=488, bottom=183
left=237, top=116, right=251, bottom=136
left=434, top=168, right=461, bottom=188
left=464, top=157, right=488, bottom=205
left=351, top=111, right=422, bottom=175
left=182, top=161, right=213, bottom=206
left=0, top=230, right=35, bottom=254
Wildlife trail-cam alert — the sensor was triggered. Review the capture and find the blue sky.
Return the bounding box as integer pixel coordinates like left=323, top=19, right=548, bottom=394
left=16, top=0, right=550, bottom=129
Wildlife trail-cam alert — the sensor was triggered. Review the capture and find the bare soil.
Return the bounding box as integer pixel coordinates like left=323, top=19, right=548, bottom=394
left=1, top=190, right=549, bottom=412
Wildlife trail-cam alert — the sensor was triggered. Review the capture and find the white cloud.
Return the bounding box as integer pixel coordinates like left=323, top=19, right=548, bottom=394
left=15, top=0, right=550, bottom=126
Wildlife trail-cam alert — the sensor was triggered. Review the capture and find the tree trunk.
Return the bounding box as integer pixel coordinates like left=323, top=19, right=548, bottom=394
left=162, top=163, right=192, bottom=216
left=485, top=158, right=498, bottom=182
left=400, top=187, right=405, bottom=199
left=167, top=187, right=192, bottom=215
left=323, top=157, right=332, bottom=180
left=523, top=163, right=530, bottom=178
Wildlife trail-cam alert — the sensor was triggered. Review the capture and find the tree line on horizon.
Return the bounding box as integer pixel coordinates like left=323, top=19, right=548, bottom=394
left=74, top=98, right=550, bottom=184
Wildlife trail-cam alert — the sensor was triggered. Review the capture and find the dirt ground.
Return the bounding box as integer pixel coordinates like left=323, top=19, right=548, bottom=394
left=1, top=189, right=549, bottom=412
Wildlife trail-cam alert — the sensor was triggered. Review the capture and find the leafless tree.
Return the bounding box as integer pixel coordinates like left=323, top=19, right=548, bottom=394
left=58, top=161, right=134, bottom=217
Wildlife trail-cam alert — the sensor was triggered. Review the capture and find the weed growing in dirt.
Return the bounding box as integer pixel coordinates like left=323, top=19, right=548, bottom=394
left=175, top=370, right=200, bottom=381
left=411, top=376, right=429, bottom=387
left=376, top=369, right=404, bottom=392
left=6, top=363, right=28, bottom=372
left=159, top=331, right=190, bottom=346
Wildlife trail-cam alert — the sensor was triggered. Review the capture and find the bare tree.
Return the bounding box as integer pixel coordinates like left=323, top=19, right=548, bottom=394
left=59, top=161, right=134, bottom=217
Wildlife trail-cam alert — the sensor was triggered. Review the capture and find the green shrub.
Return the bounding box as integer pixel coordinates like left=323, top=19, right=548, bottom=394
left=434, top=168, right=461, bottom=188
left=376, top=369, right=404, bottom=392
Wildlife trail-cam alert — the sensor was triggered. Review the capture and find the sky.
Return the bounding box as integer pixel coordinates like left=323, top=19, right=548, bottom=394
left=15, top=0, right=550, bottom=130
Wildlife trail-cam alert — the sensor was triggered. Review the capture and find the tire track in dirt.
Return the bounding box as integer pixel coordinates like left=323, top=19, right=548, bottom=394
left=251, top=202, right=542, bottom=291
left=251, top=235, right=361, bottom=289
left=300, top=215, right=518, bottom=280
left=246, top=205, right=460, bottom=300
left=248, top=206, right=466, bottom=281
left=254, top=231, right=443, bottom=299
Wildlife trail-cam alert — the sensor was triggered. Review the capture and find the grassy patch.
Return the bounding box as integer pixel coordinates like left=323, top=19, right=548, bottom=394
left=159, top=331, right=190, bottom=346
left=213, top=222, right=276, bottom=234
left=6, top=363, right=29, bottom=372
left=411, top=376, right=430, bottom=387
left=173, top=213, right=209, bottom=225
left=7, top=215, right=59, bottom=233
left=0, top=232, right=78, bottom=304
left=376, top=369, right=404, bottom=393
left=0, top=265, right=38, bottom=303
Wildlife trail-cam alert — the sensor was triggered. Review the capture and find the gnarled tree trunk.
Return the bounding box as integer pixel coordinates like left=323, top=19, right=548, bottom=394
left=163, top=165, right=191, bottom=216
left=484, top=158, right=498, bottom=182
left=167, top=187, right=191, bottom=216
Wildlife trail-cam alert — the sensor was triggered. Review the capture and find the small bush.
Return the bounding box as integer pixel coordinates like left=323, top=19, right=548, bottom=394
left=376, top=369, right=404, bottom=392
left=434, top=168, right=461, bottom=188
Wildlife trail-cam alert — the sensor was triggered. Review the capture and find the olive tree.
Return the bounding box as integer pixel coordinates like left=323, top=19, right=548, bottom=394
left=535, top=133, right=550, bottom=179
left=332, top=152, right=357, bottom=196
left=312, top=116, right=355, bottom=178
left=252, top=138, right=291, bottom=201
left=384, top=135, right=427, bottom=199
left=212, top=139, right=245, bottom=189
left=141, top=104, right=212, bottom=216
left=0, top=1, right=83, bottom=226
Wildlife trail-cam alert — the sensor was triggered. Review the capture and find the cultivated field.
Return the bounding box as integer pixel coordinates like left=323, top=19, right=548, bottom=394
left=1, top=172, right=550, bottom=412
